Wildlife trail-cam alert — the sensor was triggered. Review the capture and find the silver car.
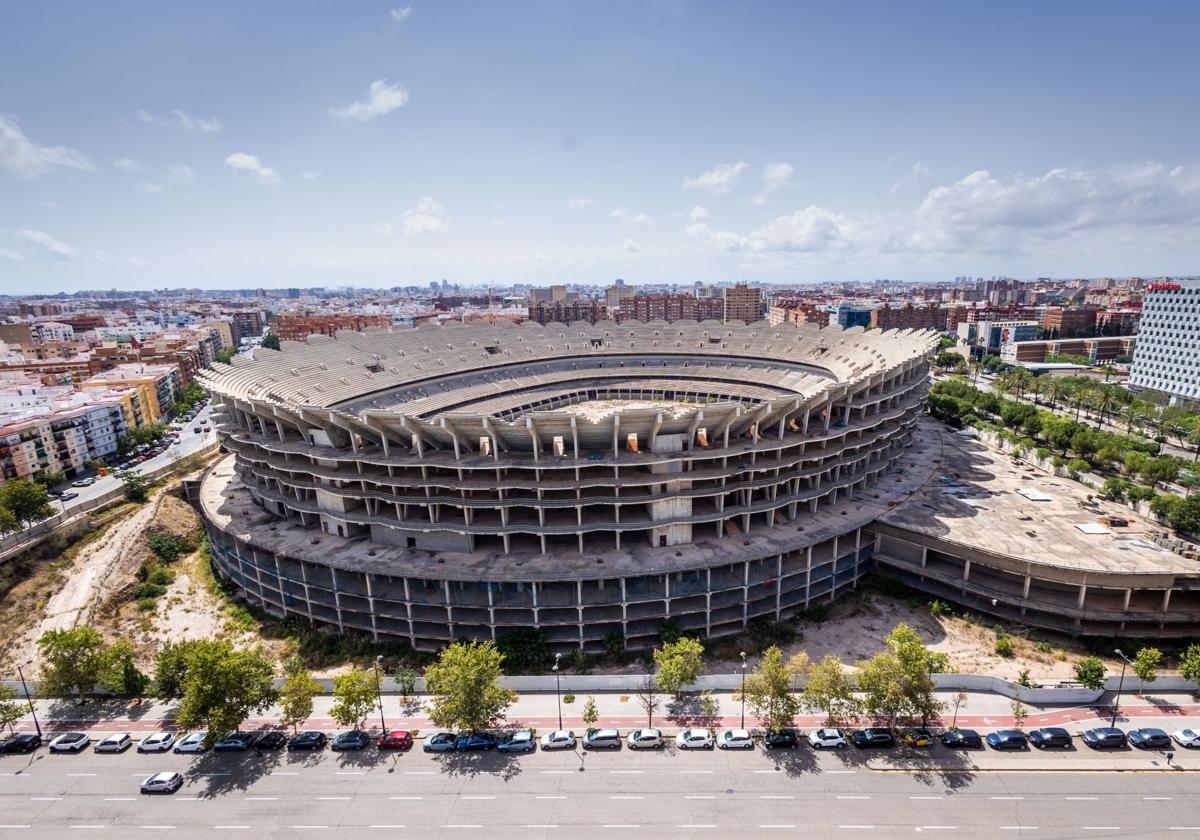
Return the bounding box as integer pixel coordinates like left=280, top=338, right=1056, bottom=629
left=173, top=731, right=208, bottom=753
left=497, top=729, right=536, bottom=753
left=627, top=728, right=663, bottom=750
left=422, top=732, right=457, bottom=752
left=539, top=729, right=577, bottom=750
left=141, top=772, right=183, bottom=794
left=94, top=733, right=132, bottom=753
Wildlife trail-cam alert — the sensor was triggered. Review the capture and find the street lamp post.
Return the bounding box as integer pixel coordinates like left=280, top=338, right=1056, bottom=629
left=739, top=651, right=747, bottom=730
left=15, top=663, right=41, bottom=738
left=374, top=655, right=387, bottom=734
left=1110, top=648, right=1132, bottom=728
left=553, top=653, right=563, bottom=731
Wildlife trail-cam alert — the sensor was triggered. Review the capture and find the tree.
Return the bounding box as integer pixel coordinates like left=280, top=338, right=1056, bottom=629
left=0, top=506, right=18, bottom=537
left=260, top=334, right=281, bottom=351
left=1180, top=644, right=1200, bottom=689
left=581, top=695, right=599, bottom=730
left=786, top=651, right=810, bottom=692
left=118, top=471, right=150, bottom=504
left=279, top=657, right=320, bottom=734
left=330, top=667, right=378, bottom=729
left=856, top=650, right=908, bottom=730
left=174, top=642, right=278, bottom=744
left=37, top=627, right=107, bottom=701
left=1010, top=697, right=1028, bottom=729
left=635, top=674, right=660, bottom=728
left=744, top=645, right=800, bottom=732
left=31, top=469, right=65, bottom=489
left=1074, top=656, right=1106, bottom=690
left=0, top=480, right=54, bottom=528
left=1133, top=647, right=1162, bottom=684
left=801, top=654, right=859, bottom=726
left=100, top=640, right=148, bottom=701
left=424, top=641, right=517, bottom=734
left=393, top=665, right=419, bottom=702
left=950, top=691, right=968, bottom=728
left=0, top=684, right=23, bottom=734
left=1168, top=495, right=1200, bottom=536
left=653, top=636, right=704, bottom=699
left=153, top=640, right=205, bottom=700
left=855, top=624, right=945, bottom=729
left=215, top=346, right=237, bottom=365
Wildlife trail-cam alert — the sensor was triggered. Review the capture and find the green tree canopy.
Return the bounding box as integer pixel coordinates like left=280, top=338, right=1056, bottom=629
left=424, top=641, right=517, bottom=733
left=653, top=636, right=705, bottom=699
left=1073, top=656, right=1106, bottom=690
left=37, top=626, right=107, bottom=701
left=855, top=624, right=945, bottom=728
left=260, top=334, right=281, bottom=351
left=0, top=480, right=54, bottom=528
left=0, top=684, right=24, bottom=734
left=329, top=666, right=379, bottom=728
left=801, top=654, right=860, bottom=726
left=118, top=471, right=150, bottom=503
left=172, top=641, right=279, bottom=744
left=744, top=645, right=800, bottom=732
left=1133, top=647, right=1162, bottom=684
left=100, top=640, right=149, bottom=700
left=279, top=656, right=321, bottom=734
left=1180, top=644, right=1200, bottom=687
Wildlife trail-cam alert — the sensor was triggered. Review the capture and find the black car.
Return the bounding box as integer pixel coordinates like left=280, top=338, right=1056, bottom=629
left=939, top=728, right=982, bottom=749
left=1081, top=727, right=1127, bottom=750
left=851, top=728, right=895, bottom=748
left=287, top=731, right=328, bottom=751
left=1028, top=727, right=1072, bottom=749
left=1128, top=728, right=1171, bottom=749
left=764, top=728, right=800, bottom=749
left=252, top=731, right=288, bottom=750
left=213, top=732, right=256, bottom=752
left=0, top=734, right=41, bottom=754
left=331, top=731, right=371, bottom=751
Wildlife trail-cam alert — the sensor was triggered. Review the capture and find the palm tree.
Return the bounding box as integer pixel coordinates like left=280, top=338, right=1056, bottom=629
left=1044, top=380, right=1065, bottom=411
left=1120, top=403, right=1145, bottom=435
left=1072, top=389, right=1089, bottom=423
left=1095, top=390, right=1119, bottom=430
left=1028, top=375, right=1043, bottom=406
left=1188, top=426, right=1200, bottom=464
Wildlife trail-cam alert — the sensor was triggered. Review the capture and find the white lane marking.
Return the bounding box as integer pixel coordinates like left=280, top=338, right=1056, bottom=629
left=317, top=796, right=350, bottom=801
left=608, top=770, right=643, bottom=774
left=104, top=798, right=135, bottom=801
left=213, top=828, right=251, bottom=831
left=760, top=795, right=794, bottom=799
left=610, top=795, right=643, bottom=800
left=462, top=795, right=495, bottom=800
left=678, top=826, right=717, bottom=830
left=1068, top=797, right=1099, bottom=801
left=990, top=796, right=1025, bottom=800
left=911, top=796, right=943, bottom=800
left=1145, top=797, right=1173, bottom=800
left=369, top=827, right=406, bottom=830
left=680, top=770, right=714, bottom=774
left=535, top=795, right=566, bottom=800
left=244, top=796, right=276, bottom=800
left=334, top=771, right=364, bottom=776
left=289, top=827, right=328, bottom=831
left=685, top=795, right=715, bottom=799
left=839, top=827, right=875, bottom=831
left=171, top=797, right=200, bottom=802
left=1082, top=829, right=1121, bottom=832
left=837, top=795, right=870, bottom=800
left=526, top=827, right=559, bottom=831
left=272, top=772, right=298, bottom=776
left=66, top=773, right=97, bottom=777
left=403, top=770, right=435, bottom=775
left=915, top=828, right=957, bottom=832
left=390, top=795, right=423, bottom=800
left=758, top=826, right=797, bottom=830
left=825, top=770, right=856, bottom=774
left=602, top=826, right=640, bottom=830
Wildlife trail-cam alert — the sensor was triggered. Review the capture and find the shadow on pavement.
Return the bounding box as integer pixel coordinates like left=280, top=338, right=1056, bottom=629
left=432, top=749, right=524, bottom=781
left=190, top=748, right=281, bottom=798
left=857, top=745, right=978, bottom=790
left=762, top=745, right=819, bottom=778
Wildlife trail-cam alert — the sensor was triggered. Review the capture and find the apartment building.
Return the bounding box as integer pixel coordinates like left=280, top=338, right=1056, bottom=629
left=723, top=284, right=762, bottom=324
left=1129, top=277, right=1200, bottom=403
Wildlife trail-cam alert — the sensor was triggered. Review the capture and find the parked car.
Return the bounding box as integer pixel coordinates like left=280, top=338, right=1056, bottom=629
left=676, top=728, right=713, bottom=750
left=539, top=730, right=577, bottom=751
left=140, top=772, right=184, bottom=794
left=1128, top=728, right=1171, bottom=749
left=252, top=731, right=288, bottom=750
left=904, top=728, right=933, bottom=748
left=1028, top=727, right=1072, bottom=749
left=497, top=730, right=536, bottom=753
left=0, top=734, right=40, bottom=754
left=627, top=728, right=664, bottom=750
left=193, top=427, right=202, bottom=433
left=48, top=732, right=90, bottom=753
left=137, top=732, right=176, bottom=753
left=852, top=729, right=895, bottom=749
left=1172, top=728, right=1200, bottom=749
left=1082, top=727, right=1127, bottom=750
left=331, top=731, right=372, bottom=752
left=583, top=728, right=622, bottom=750
left=986, top=730, right=1029, bottom=751
left=59, top=492, right=79, bottom=501
left=173, top=732, right=208, bottom=753
left=94, top=734, right=132, bottom=753
left=808, top=728, right=848, bottom=750
left=939, top=729, right=982, bottom=749
left=213, top=732, right=256, bottom=752
left=455, top=732, right=498, bottom=752
left=378, top=730, right=414, bottom=751
left=764, top=728, right=800, bottom=750
left=71, top=477, right=95, bottom=487
left=718, top=729, right=754, bottom=750
left=422, top=732, right=457, bottom=753
left=287, top=731, right=327, bottom=751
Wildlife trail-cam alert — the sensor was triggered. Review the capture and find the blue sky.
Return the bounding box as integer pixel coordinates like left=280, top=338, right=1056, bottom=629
left=3, top=1, right=1200, bottom=293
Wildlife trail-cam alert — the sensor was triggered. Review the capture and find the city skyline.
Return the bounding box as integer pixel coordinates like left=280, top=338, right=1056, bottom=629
left=4, top=1, right=1200, bottom=294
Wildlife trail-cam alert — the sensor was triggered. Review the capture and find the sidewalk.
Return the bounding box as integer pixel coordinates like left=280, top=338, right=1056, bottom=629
left=10, top=689, right=1200, bottom=737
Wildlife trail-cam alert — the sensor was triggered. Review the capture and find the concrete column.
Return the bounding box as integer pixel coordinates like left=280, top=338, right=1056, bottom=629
left=1077, top=584, right=1087, bottom=610
left=1023, top=575, right=1032, bottom=599
left=775, top=553, right=783, bottom=619
left=403, top=578, right=415, bottom=644
left=364, top=573, right=380, bottom=642
left=1162, top=588, right=1173, bottom=612
left=330, top=567, right=346, bottom=634
left=1123, top=588, right=1132, bottom=611
left=921, top=545, right=928, bottom=568
left=962, top=560, right=971, bottom=583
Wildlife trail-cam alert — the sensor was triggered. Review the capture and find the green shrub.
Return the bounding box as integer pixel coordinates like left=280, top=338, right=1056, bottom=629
left=803, top=603, right=830, bottom=624
left=994, top=635, right=1015, bottom=657
left=136, top=597, right=158, bottom=612
left=929, top=599, right=949, bottom=617
left=562, top=693, right=575, bottom=704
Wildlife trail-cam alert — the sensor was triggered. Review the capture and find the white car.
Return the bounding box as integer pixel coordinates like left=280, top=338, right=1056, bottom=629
left=71, top=477, right=96, bottom=487
left=718, top=728, right=754, bottom=750
left=627, top=728, right=663, bottom=750
left=140, top=771, right=183, bottom=794
left=138, top=732, right=176, bottom=753
left=94, top=733, right=132, bottom=753
left=1172, top=728, right=1200, bottom=748
left=676, top=728, right=714, bottom=750
left=173, top=731, right=208, bottom=753
left=808, top=727, right=848, bottom=750
left=48, top=732, right=90, bottom=753
left=422, top=732, right=457, bottom=752
left=539, top=729, right=577, bottom=750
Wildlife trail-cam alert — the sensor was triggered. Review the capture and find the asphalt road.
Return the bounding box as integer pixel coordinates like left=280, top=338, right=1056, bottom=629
left=3, top=741, right=1199, bottom=839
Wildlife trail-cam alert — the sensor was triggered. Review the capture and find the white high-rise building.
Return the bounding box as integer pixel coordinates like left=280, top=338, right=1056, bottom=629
left=1129, top=277, right=1200, bottom=404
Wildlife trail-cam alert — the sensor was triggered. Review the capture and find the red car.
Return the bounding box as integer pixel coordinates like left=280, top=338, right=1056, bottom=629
left=378, top=730, right=413, bottom=750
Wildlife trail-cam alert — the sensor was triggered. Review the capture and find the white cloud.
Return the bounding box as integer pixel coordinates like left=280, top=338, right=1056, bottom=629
left=0, top=116, right=93, bottom=178
left=94, top=251, right=148, bottom=268
left=751, top=161, right=795, bottom=205
left=224, top=152, right=277, bottom=183
left=0, top=248, right=23, bottom=262
left=113, top=157, right=145, bottom=172
left=568, top=197, right=593, bottom=209
left=15, top=229, right=76, bottom=260
left=611, top=208, right=651, bottom=224
left=141, top=163, right=196, bottom=193
left=401, top=196, right=449, bottom=235
left=889, top=161, right=933, bottom=195
left=137, top=109, right=222, bottom=133
left=683, top=161, right=747, bottom=193
left=390, top=6, right=413, bottom=22
left=331, top=79, right=410, bottom=122
left=622, top=238, right=641, bottom=253
left=689, top=205, right=709, bottom=221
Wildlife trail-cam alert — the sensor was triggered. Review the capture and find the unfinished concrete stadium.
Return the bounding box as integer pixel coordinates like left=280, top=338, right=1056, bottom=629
left=197, top=319, right=938, bottom=651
